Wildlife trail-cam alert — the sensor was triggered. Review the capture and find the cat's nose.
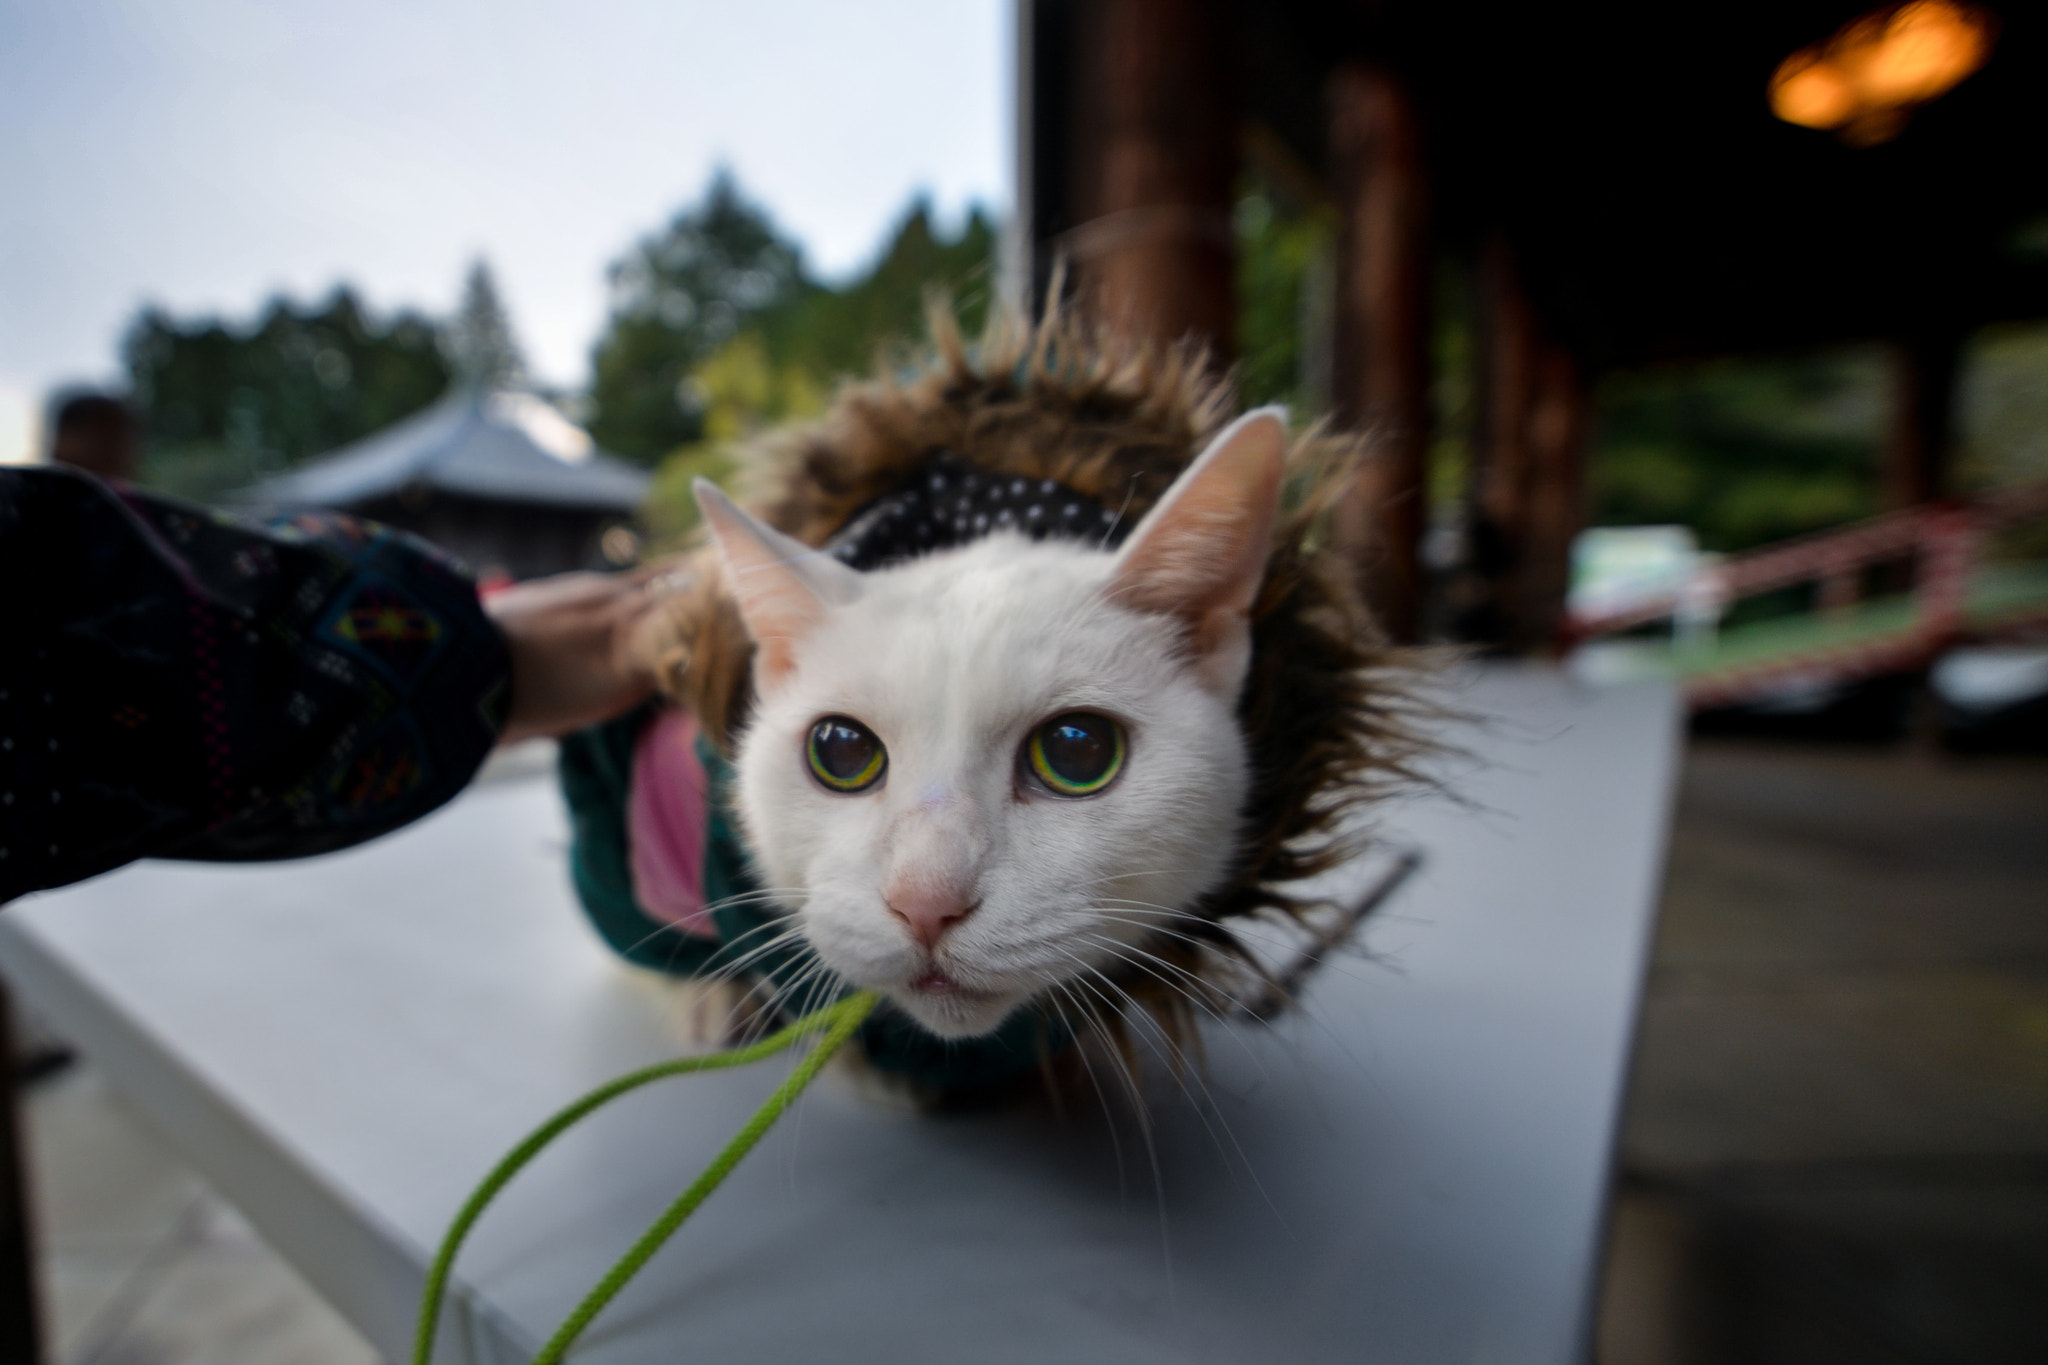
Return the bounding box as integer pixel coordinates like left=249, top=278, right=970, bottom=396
left=886, top=884, right=978, bottom=949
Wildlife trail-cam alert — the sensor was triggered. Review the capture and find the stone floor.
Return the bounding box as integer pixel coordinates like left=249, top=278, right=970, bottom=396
left=22, top=1065, right=378, bottom=1365
left=11, top=735, right=2044, bottom=1363
left=1597, top=737, right=2048, bottom=1365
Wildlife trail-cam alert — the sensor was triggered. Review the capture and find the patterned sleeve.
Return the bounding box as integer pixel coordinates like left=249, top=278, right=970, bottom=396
left=0, top=466, right=510, bottom=904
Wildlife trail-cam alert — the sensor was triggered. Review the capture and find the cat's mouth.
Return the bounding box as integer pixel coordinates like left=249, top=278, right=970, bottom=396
left=910, top=968, right=970, bottom=996
left=892, top=968, right=1019, bottom=1038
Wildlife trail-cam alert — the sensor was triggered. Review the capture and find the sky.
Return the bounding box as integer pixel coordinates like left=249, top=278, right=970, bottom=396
left=0, top=0, right=1009, bottom=462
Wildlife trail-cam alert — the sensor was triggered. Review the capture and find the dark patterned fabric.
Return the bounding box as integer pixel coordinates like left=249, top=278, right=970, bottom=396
left=824, top=451, right=1133, bottom=570
left=0, top=466, right=509, bottom=904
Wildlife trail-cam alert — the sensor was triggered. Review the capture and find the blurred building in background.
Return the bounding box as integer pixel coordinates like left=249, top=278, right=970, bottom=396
left=244, top=388, right=648, bottom=581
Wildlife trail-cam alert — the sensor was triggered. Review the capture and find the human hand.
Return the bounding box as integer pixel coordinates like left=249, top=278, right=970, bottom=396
left=485, top=566, right=685, bottom=744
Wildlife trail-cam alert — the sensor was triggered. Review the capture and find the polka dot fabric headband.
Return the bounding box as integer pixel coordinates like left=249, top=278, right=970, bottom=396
left=824, top=451, right=1132, bottom=572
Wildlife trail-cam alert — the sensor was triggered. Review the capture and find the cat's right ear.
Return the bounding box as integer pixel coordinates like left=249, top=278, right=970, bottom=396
left=694, top=480, right=863, bottom=688
left=1106, top=407, right=1288, bottom=698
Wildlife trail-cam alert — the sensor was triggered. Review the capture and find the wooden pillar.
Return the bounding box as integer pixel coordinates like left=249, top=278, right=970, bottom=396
left=1061, top=0, right=1237, bottom=358
left=1327, top=63, right=1431, bottom=643
left=0, top=978, right=42, bottom=1365
left=1465, top=238, right=1537, bottom=647
left=1885, top=328, right=1962, bottom=508
left=1521, top=345, right=1589, bottom=647
left=1465, top=238, right=1589, bottom=653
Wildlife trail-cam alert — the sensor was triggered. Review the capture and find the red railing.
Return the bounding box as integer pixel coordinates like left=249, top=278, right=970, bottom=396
left=1563, top=481, right=2048, bottom=707
left=1569, top=481, right=2047, bottom=639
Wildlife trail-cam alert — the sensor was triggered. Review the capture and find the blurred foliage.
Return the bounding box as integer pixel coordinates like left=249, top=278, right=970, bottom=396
left=125, top=287, right=450, bottom=500
left=1582, top=317, right=2048, bottom=556
left=1962, top=322, right=2048, bottom=561
left=588, top=171, right=811, bottom=465
left=641, top=442, right=741, bottom=548
left=1231, top=178, right=1475, bottom=515
left=607, top=171, right=997, bottom=547
left=1588, top=351, right=1885, bottom=552
left=445, top=260, right=529, bottom=393
left=759, top=197, right=996, bottom=382
left=1961, top=322, right=2048, bottom=491
left=1427, top=264, right=1477, bottom=512
left=1232, top=184, right=1334, bottom=412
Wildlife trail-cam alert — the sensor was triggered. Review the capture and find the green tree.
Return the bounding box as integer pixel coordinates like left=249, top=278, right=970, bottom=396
left=1233, top=183, right=1336, bottom=412
left=124, top=288, right=450, bottom=499
left=623, top=196, right=999, bottom=547
left=762, top=198, right=998, bottom=381
left=445, top=259, right=528, bottom=392
left=1588, top=351, right=1885, bottom=552
left=588, top=170, right=815, bottom=465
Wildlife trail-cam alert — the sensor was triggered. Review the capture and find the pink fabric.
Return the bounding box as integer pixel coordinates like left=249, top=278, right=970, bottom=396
left=627, top=708, right=720, bottom=940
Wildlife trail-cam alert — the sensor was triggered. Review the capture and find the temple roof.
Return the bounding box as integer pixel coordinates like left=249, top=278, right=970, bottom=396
left=244, top=390, right=649, bottom=513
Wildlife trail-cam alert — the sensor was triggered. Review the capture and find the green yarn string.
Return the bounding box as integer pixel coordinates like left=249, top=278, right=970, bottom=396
left=412, top=990, right=879, bottom=1365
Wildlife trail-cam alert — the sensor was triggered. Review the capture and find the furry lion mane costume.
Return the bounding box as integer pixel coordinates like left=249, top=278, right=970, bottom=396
left=633, top=302, right=1432, bottom=1045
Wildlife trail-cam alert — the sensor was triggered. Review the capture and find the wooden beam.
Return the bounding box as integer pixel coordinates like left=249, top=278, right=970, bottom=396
left=1061, top=0, right=1237, bottom=358
left=1327, top=62, right=1431, bottom=643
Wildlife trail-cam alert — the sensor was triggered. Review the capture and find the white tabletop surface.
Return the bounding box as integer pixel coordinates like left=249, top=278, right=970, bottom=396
left=0, top=666, right=1679, bottom=1365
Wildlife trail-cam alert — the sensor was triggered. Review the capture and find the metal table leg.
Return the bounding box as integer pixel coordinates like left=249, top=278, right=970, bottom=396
left=0, top=974, right=44, bottom=1364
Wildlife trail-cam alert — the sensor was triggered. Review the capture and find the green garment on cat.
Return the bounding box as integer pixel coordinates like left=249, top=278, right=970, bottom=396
left=558, top=709, right=1067, bottom=1098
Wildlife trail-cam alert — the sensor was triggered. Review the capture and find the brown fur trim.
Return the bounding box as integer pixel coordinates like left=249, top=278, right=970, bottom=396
left=637, top=301, right=1437, bottom=1036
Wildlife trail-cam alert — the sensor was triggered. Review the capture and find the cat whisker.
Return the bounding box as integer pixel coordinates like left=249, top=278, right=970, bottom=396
left=1074, top=932, right=1239, bottom=1031
left=1041, top=984, right=1142, bottom=1206
left=1053, top=952, right=1258, bottom=1172
left=1048, top=969, right=1173, bottom=1248
left=778, top=959, right=851, bottom=1168
left=1087, top=908, right=1400, bottom=1088
left=1084, top=907, right=1294, bottom=979
left=719, top=952, right=838, bottom=1050
left=1089, top=902, right=1381, bottom=997
left=611, top=888, right=804, bottom=962
left=1073, top=932, right=1280, bottom=1084
left=1064, top=943, right=1291, bottom=1229
left=1050, top=963, right=1196, bottom=1273
left=687, top=927, right=818, bottom=998
left=1051, top=952, right=1190, bottom=1083
left=1048, top=987, right=1135, bottom=1119
left=1077, top=869, right=1178, bottom=887
left=696, top=926, right=808, bottom=982
left=612, top=896, right=786, bottom=968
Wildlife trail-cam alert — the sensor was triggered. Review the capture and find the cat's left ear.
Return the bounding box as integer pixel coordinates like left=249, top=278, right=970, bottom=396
left=1106, top=406, right=1287, bottom=697
left=695, top=479, right=864, bottom=689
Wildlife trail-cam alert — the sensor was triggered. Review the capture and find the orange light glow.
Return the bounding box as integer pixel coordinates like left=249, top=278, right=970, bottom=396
left=1770, top=54, right=1857, bottom=130
left=1768, top=1, right=1996, bottom=145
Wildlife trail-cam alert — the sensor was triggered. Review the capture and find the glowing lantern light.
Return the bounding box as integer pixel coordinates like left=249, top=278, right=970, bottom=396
left=1772, top=54, right=1858, bottom=130
left=1768, top=1, right=1997, bottom=145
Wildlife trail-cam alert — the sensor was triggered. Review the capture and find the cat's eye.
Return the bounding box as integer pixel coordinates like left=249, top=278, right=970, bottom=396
left=807, top=716, right=886, bottom=792
left=1026, top=712, right=1125, bottom=797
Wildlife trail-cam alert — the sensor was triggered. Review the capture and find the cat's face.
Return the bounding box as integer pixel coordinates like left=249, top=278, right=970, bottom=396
left=698, top=410, right=1286, bottom=1039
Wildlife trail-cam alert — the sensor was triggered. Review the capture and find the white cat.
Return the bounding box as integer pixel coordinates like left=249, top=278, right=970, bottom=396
left=695, top=408, right=1287, bottom=1040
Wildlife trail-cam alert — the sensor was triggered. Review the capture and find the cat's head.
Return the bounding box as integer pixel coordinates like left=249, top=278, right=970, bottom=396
left=695, top=410, right=1287, bottom=1039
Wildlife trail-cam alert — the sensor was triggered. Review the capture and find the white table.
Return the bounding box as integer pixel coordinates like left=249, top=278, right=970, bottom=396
left=0, top=667, right=1678, bottom=1365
